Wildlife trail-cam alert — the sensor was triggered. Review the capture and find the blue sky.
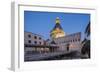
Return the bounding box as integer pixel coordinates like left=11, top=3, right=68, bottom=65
left=24, top=11, right=90, bottom=40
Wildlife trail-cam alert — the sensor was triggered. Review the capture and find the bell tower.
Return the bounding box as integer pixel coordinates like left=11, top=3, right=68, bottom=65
left=50, top=17, right=65, bottom=39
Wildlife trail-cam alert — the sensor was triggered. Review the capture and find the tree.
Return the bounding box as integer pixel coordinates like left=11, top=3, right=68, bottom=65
left=81, top=21, right=90, bottom=58
left=85, top=22, right=90, bottom=37
left=81, top=39, right=90, bottom=58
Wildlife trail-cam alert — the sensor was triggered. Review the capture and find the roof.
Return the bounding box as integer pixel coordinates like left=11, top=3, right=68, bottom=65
left=24, top=31, right=44, bottom=38
left=50, top=17, right=64, bottom=33
left=50, top=40, right=56, bottom=44
left=50, top=23, right=64, bottom=33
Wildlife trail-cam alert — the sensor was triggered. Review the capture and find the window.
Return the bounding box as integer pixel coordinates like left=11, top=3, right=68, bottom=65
left=39, top=37, right=41, bottom=40
left=34, top=41, right=37, bottom=44
left=28, top=34, right=31, bottom=38
left=28, top=40, right=31, bottom=43
left=34, top=36, right=37, bottom=39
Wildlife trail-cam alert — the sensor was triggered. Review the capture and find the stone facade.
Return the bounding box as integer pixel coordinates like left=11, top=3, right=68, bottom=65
left=53, top=32, right=81, bottom=52
left=24, top=31, right=44, bottom=45
left=24, top=32, right=48, bottom=54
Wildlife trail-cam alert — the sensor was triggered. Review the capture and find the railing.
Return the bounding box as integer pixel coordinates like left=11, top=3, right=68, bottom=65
left=24, top=44, right=59, bottom=48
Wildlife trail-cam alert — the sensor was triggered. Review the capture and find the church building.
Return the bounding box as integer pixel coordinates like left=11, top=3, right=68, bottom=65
left=49, top=17, right=81, bottom=52
left=50, top=17, right=65, bottom=39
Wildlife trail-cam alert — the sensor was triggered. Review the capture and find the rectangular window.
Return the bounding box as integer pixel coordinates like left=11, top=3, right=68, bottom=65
left=28, top=35, right=31, bottom=38
left=39, top=37, right=41, bottom=40
left=28, top=40, right=31, bottom=43
left=34, top=36, right=37, bottom=39
left=34, top=41, right=37, bottom=44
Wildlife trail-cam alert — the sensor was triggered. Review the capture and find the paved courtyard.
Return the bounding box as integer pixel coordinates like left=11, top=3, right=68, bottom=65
left=24, top=50, right=82, bottom=61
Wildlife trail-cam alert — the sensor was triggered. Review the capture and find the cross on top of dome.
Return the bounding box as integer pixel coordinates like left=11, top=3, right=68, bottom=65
left=56, top=17, right=60, bottom=24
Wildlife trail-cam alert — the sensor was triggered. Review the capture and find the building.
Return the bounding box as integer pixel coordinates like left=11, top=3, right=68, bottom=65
left=50, top=17, right=65, bottom=39
left=49, top=17, right=81, bottom=53
left=24, top=31, right=44, bottom=45
left=53, top=32, right=81, bottom=52
left=24, top=32, right=58, bottom=54
left=24, top=17, right=82, bottom=55
left=24, top=31, right=49, bottom=54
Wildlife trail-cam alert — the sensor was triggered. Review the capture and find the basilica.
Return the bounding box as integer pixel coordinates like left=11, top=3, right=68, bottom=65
left=49, top=17, right=81, bottom=52
left=24, top=17, right=82, bottom=56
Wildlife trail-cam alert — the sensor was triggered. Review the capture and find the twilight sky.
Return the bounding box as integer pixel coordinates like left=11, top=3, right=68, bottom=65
left=24, top=11, right=90, bottom=40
